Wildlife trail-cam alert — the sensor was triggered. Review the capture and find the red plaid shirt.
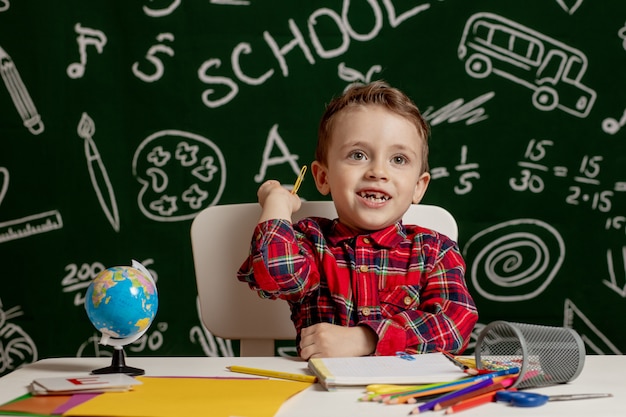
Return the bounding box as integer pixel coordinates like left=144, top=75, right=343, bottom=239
left=237, top=217, right=478, bottom=355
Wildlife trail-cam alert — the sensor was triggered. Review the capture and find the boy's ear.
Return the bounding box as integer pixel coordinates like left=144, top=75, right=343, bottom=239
left=412, top=172, right=431, bottom=204
left=311, top=161, right=331, bottom=195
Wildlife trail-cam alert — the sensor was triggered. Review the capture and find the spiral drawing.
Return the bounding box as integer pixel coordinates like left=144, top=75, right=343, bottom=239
left=462, top=219, right=565, bottom=301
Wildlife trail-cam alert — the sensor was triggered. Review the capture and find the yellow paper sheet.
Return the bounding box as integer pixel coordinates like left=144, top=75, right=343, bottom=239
left=63, top=376, right=311, bottom=417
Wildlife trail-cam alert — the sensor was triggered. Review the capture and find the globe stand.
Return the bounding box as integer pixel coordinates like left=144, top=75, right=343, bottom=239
left=85, top=261, right=157, bottom=377
left=91, top=346, right=145, bottom=376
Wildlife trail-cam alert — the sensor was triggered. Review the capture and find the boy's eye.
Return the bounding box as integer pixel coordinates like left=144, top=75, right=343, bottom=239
left=349, top=151, right=366, bottom=160
left=392, top=155, right=408, bottom=165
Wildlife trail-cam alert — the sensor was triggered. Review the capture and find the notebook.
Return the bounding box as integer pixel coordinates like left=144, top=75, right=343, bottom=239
left=308, top=352, right=466, bottom=390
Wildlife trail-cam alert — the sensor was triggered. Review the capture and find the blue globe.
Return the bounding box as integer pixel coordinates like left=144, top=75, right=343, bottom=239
left=85, top=265, right=158, bottom=342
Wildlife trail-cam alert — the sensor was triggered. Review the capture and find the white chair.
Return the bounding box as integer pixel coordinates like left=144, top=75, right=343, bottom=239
left=190, top=201, right=458, bottom=356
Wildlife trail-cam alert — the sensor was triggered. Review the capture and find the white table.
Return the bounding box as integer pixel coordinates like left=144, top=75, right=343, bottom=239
left=0, top=355, right=623, bottom=416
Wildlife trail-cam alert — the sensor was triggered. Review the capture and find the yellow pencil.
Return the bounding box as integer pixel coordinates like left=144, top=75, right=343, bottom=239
left=360, top=384, right=428, bottom=402
left=226, top=365, right=317, bottom=383
left=291, top=165, right=307, bottom=194
left=366, top=384, right=427, bottom=394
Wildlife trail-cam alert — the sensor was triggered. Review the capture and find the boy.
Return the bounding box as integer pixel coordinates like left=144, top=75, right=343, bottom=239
left=237, top=81, right=478, bottom=359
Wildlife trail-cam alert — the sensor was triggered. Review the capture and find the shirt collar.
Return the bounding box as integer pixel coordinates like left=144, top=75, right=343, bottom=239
left=327, top=220, right=407, bottom=249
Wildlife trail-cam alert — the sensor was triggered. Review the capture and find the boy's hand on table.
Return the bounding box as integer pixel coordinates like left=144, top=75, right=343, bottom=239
left=299, top=323, right=377, bottom=360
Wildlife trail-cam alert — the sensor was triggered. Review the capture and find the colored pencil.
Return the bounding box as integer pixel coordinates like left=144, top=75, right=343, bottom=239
left=384, top=380, right=476, bottom=404
left=366, top=384, right=427, bottom=394
left=291, top=165, right=307, bottom=194
left=388, top=378, right=494, bottom=405
left=444, top=390, right=500, bottom=414
left=437, top=349, right=480, bottom=375
left=433, top=378, right=516, bottom=410
left=226, top=366, right=317, bottom=383
left=385, top=368, right=519, bottom=404
left=360, top=384, right=427, bottom=401
left=409, top=378, right=495, bottom=414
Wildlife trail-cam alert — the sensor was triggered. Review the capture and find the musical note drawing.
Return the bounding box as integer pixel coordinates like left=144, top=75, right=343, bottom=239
left=67, top=23, right=107, bottom=79
left=77, top=113, right=120, bottom=232
left=602, top=108, right=626, bottom=135
left=0, top=46, right=44, bottom=135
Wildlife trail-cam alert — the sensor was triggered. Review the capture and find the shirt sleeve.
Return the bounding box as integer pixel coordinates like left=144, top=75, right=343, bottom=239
left=236, top=219, right=320, bottom=302
left=362, top=235, right=478, bottom=356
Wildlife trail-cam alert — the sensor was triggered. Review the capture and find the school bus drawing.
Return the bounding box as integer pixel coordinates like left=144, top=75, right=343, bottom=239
left=458, top=13, right=596, bottom=118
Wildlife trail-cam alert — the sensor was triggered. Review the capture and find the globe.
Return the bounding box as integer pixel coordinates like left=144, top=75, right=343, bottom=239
left=85, top=261, right=158, bottom=346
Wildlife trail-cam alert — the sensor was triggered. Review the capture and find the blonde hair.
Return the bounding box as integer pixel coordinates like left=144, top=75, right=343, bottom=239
left=316, top=80, right=430, bottom=173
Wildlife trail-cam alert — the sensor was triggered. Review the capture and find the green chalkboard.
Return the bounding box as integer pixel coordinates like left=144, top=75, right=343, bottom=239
left=1, top=0, right=625, bottom=375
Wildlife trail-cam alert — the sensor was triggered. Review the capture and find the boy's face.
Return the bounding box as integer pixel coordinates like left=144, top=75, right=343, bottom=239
left=311, top=105, right=430, bottom=232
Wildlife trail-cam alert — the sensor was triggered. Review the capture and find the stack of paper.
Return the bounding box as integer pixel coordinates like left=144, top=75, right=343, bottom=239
left=308, top=352, right=467, bottom=390
left=29, top=374, right=142, bottom=396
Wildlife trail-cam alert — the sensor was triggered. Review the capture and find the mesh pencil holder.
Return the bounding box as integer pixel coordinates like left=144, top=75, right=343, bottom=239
left=474, top=321, right=586, bottom=389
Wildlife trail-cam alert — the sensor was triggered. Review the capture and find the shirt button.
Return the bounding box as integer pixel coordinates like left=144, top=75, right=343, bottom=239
left=361, top=307, right=371, bottom=316
left=359, top=265, right=368, bottom=273
left=403, top=296, right=413, bottom=305
left=362, top=237, right=371, bottom=244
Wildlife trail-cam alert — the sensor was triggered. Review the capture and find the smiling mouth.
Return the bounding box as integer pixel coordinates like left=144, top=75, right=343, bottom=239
left=358, top=191, right=390, bottom=202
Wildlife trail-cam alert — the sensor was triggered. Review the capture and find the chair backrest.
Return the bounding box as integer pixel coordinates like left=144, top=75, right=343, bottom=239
left=190, top=201, right=458, bottom=356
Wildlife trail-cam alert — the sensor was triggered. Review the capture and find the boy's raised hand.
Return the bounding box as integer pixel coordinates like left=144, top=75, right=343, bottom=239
left=257, top=180, right=302, bottom=223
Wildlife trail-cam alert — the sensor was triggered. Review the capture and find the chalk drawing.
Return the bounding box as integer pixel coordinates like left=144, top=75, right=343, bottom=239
left=0, top=299, right=37, bottom=376
left=602, top=108, right=626, bottom=135
left=603, top=246, right=626, bottom=298
left=463, top=219, right=565, bottom=301
left=77, top=113, right=120, bottom=232
left=132, top=33, right=175, bottom=83
left=564, top=298, right=621, bottom=354
left=133, top=130, right=226, bottom=222
left=458, top=12, right=596, bottom=117
left=556, top=0, right=584, bottom=15
left=67, top=23, right=107, bottom=79
left=338, top=62, right=382, bottom=90
left=143, top=0, right=181, bottom=17
left=0, top=46, right=44, bottom=134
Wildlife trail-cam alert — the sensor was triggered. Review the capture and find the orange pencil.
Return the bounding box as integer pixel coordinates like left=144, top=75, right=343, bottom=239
left=444, top=391, right=499, bottom=414
left=444, top=388, right=518, bottom=414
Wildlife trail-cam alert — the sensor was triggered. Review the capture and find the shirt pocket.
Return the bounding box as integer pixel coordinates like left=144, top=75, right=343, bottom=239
left=379, top=285, right=421, bottom=317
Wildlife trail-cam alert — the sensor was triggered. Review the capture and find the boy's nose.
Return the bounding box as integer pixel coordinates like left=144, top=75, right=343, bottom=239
left=367, top=161, right=388, bottom=180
